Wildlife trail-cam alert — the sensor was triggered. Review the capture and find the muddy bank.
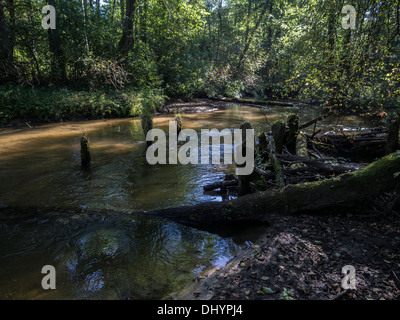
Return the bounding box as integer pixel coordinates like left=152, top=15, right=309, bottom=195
left=174, top=210, right=400, bottom=300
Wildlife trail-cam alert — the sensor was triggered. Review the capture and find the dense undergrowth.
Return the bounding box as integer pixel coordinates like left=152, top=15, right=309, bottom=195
left=0, top=84, right=166, bottom=124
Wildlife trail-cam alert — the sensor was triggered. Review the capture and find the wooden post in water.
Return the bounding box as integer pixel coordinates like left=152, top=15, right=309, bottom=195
left=175, top=114, right=182, bottom=135
left=141, top=113, right=153, bottom=146
left=238, top=122, right=253, bottom=196
left=81, top=135, right=91, bottom=167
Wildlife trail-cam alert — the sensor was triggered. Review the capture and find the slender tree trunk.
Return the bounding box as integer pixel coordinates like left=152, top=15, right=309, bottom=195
left=143, top=0, right=147, bottom=44
left=397, top=0, right=400, bottom=35
left=118, top=0, right=137, bottom=54
left=111, top=0, right=116, bottom=22
left=48, top=0, right=66, bottom=83
left=25, top=10, right=41, bottom=82
left=215, top=0, right=222, bottom=66
left=81, top=0, right=90, bottom=56
left=5, top=0, right=14, bottom=60
left=0, top=1, right=11, bottom=61
left=235, top=0, right=270, bottom=77
left=96, top=0, right=100, bottom=18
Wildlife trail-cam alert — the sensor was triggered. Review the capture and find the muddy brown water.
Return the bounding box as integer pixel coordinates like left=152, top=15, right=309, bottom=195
left=0, top=104, right=372, bottom=299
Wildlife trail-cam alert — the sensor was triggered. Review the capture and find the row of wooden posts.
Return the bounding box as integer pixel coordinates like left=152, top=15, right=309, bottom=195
left=79, top=114, right=182, bottom=168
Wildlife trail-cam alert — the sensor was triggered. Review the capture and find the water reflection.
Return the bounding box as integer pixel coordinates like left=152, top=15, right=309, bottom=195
left=0, top=210, right=239, bottom=299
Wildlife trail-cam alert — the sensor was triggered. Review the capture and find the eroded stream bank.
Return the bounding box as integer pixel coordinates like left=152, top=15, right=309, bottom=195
left=0, top=103, right=374, bottom=299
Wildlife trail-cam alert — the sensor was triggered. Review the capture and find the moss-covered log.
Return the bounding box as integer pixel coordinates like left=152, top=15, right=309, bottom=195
left=142, top=152, right=400, bottom=227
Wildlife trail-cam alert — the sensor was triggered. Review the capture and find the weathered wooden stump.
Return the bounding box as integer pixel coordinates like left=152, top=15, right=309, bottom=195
left=258, top=131, right=268, bottom=151
left=385, top=114, right=400, bottom=155
left=237, top=122, right=254, bottom=196
left=271, top=120, right=286, bottom=154
left=80, top=135, right=91, bottom=168
left=175, top=114, right=182, bottom=135
left=286, top=114, right=299, bottom=154
left=141, top=114, right=153, bottom=146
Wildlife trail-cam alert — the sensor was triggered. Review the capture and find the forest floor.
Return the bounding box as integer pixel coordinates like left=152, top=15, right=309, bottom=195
left=175, top=210, right=400, bottom=300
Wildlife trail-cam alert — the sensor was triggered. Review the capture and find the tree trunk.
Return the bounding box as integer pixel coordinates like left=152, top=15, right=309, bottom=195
left=48, top=0, right=66, bottom=83
left=111, top=0, right=116, bottom=21
left=215, top=0, right=222, bottom=66
left=0, top=1, right=11, bottom=61
left=141, top=152, right=400, bottom=227
left=4, top=0, right=15, bottom=60
left=81, top=0, right=90, bottom=56
left=96, top=0, right=100, bottom=17
left=118, top=0, right=137, bottom=54
left=234, top=0, right=270, bottom=77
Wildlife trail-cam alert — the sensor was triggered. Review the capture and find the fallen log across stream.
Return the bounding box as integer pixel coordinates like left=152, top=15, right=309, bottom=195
left=142, top=152, right=400, bottom=227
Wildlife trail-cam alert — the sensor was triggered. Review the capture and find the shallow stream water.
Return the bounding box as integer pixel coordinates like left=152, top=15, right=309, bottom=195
left=0, top=103, right=372, bottom=299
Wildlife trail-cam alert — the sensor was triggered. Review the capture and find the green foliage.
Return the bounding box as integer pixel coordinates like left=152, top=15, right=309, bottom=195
left=0, top=84, right=165, bottom=123
left=0, top=0, right=399, bottom=122
left=279, top=288, right=295, bottom=300
left=272, top=0, right=400, bottom=113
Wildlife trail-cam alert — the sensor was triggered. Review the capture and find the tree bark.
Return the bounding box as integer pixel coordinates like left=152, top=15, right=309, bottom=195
left=0, top=1, right=11, bottom=61
left=141, top=153, right=400, bottom=227
left=81, top=0, right=90, bottom=56
left=234, top=0, right=270, bottom=77
left=48, top=0, right=67, bottom=82
left=118, top=0, right=137, bottom=54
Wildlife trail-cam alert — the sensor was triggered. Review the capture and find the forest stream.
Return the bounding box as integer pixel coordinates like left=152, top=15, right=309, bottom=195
left=0, top=103, right=373, bottom=300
